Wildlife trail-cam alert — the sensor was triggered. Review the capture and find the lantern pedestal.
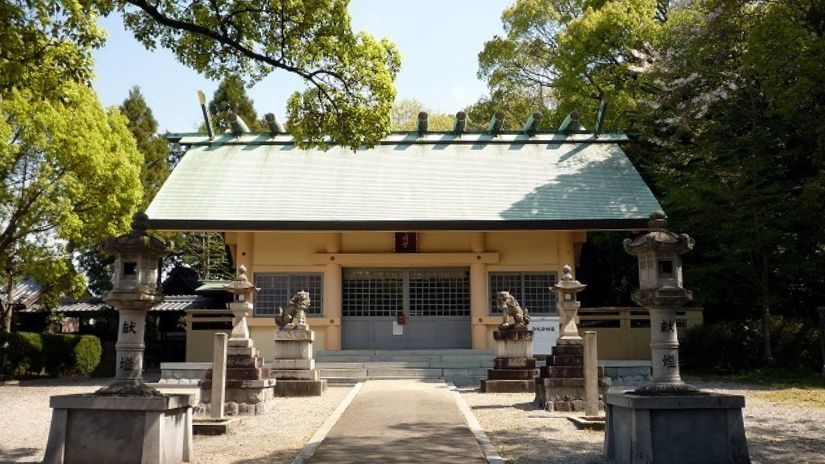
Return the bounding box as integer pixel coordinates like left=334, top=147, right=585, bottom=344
left=534, top=343, right=611, bottom=411
left=480, top=328, right=538, bottom=393
left=44, top=393, right=195, bottom=464
left=604, top=391, right=749, bottom=464
left=200, top=340, right=276, bottom=416
left=271, top=329, right=326, bottom=396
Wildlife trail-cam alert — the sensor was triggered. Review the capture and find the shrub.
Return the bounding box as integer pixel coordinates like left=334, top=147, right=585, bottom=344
left=682, top=316, right=823, bottom=374
left=42, top=334, right=102, bottom=376
left=0, top=332, right=44, bottom=377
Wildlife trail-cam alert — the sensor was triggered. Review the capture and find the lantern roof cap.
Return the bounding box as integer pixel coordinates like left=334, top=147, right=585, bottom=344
left=223, top=265, right=260, bottom=295
left=554, top=264, right=586, bottom=292
left=623, top=211, right=695, bottom=256
left=102, top=212, right=174, bottom=257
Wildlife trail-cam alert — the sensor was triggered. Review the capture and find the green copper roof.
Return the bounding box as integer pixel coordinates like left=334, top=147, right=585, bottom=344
left=146, top=133, right=661, bottom=230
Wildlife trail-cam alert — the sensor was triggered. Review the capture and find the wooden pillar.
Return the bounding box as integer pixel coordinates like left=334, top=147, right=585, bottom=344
left=470, top=232, right=488, bottom=349
left=325, top=233, right=343, bottom=350
left=236, top=232, right=253, bottom=271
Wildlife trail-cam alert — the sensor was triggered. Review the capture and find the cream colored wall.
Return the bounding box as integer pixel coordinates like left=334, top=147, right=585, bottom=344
left=186, top=229, right=682, bottom=360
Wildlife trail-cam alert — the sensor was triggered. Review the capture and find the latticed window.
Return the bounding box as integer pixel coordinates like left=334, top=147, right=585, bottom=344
left=343, top=270, right=403, bottom=317
left=342, top=269, right=470, bottom=317
left=253, top=273, right=324, bottom=316
left=489, top=272, right=557, bottom=315
left=408, top=270, right=470, bottom=317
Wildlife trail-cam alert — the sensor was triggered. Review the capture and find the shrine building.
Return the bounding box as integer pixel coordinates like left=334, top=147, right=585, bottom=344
left=146, top=124, right=666, bottom=361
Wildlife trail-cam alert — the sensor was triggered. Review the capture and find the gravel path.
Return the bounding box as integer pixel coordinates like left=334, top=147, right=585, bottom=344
left=0, top=378, right=352, bottom=464
left=2, top=378, right=823, bottom=464
left=461, top=381, right=825, bottom=464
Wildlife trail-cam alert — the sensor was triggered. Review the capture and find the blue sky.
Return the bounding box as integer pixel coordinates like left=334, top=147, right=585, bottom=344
left=92, top=0, right=513, bottom=132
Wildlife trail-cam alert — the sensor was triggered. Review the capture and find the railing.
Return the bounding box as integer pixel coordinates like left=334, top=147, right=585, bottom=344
left=577, top=307, right=703, bottom=360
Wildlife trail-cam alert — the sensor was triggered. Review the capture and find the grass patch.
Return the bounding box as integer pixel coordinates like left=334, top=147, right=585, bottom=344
left=752, top=388, right=825, bottom=408
left=686, top=368, right=825, bottom=408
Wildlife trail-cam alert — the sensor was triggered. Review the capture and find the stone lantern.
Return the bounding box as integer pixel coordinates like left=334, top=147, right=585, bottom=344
left=46, top=213, right=195, bottom=464
left=604, top=211, right=749, bottom=464
left=98, top=212, right=173, bottom=395
left=223, top=264, right=258, bottom=345
left=554, top=264, right=586, bottom=345
left=623, top=211, right=696, bottom=394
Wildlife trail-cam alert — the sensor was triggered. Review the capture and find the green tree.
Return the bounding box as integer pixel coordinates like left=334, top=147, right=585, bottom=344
left=0, top=0, right=106, bottom=96
left=475, top=0, right=664, bottom=129
left=78, top=86, right=171, bottom=296
left=120, top=86, right=170, bottom=208
left=642, top=0, right=825, bottom=360
left=115, top=0, right=400, bottom=149
left=391, top=99, right=454, bottom=131
left=207, top=75, right=266, bottom=133
left=0, top=83, right=144, bottom=331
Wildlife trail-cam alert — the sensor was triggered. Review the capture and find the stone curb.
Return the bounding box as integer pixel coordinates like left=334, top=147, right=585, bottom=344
left=291, top=382, right=364, bottom=464
left=447, top=382, right=505, bottom=464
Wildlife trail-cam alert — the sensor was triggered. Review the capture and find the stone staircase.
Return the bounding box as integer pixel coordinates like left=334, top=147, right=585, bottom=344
left=316, top=349, right=495, bottom=384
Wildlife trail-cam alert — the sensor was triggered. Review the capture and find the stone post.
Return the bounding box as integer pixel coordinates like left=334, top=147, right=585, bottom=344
left=818, top=307, right=825, bottom=375
left=649, top=307, right=683, bottom=387
left=113, top=307, right=148, bottom=384
left=583, top=331, right=599, bottom=417
left=211, top=333, right=227, bottom=419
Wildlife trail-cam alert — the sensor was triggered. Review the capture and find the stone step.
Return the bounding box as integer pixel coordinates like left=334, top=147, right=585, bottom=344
left=366, top=368, right=442, bottom=378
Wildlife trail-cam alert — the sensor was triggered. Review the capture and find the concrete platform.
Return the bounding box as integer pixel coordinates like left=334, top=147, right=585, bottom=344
left=605, top=391, right=750, bottom=464
left=480, top=379, right=535, bottom=393
left=192, top=418, right=237, bottom=435
left=274, top=379, right=327, bottom=396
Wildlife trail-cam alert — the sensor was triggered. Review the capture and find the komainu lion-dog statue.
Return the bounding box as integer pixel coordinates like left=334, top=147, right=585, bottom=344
left=496, top=290, right=531, bottom=330
left=276, top=291, right=310, bottom=330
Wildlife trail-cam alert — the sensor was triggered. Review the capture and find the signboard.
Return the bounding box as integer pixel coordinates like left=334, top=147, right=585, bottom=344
left=392, top=321, right=403, bottom=336
left=531, top=316, right=560, bottom=355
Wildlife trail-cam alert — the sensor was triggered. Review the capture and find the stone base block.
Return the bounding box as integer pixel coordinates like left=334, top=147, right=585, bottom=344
left=273, top=379, right=327, bottom=397
left=273, top=341, right=312, bottom=360
left=274, top=329, right=314, bottom=342
left=604, top=392, right=750, bottom=464
left=228, top=338, right=253, bottom=348
left=487, top=368, right=539, bottom=380
left=272, top=359, right=315, bottom=370
left=568, top=415, right=606, bottom=431
left=272, top=369, right=320, bottom=380
left=480, top=379, right=535, bottom=393
left=44, top=393, right=195, bottom=464
left=227, top=346, right=259, bottom=357
left=534, top=378, right=609, bottom=412
left=193, top=418, right=237, bottom=435
left=494, top=358, right=537, bottom=370
left=199, top=380, right=276, bottom=417
left=493, top=334, right=534, bottom=359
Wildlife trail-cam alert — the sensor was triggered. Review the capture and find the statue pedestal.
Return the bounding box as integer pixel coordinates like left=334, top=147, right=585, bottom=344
left=200, top=338, right=275, bottom=416
left=480, top=328, right=538, bottom=393
left=604, top=392, right=750, bottom=464
left=271, top=329, right=326, bottom=396
left=534, top=343, right=610, bottom=411
left=44, top=394, right=195, bottom=464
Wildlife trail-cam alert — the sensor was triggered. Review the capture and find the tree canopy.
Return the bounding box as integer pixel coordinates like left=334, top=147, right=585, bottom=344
left=391, top=100, right=454, bottom=131
left=116, top=0, right=400, bottom=149
left=0, top=84, right=143, bottom=331
left=475, top=0, right=825, bottom=361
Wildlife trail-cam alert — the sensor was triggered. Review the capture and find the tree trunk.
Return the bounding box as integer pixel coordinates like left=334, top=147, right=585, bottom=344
left=2, top=272, right=14, bottom=333
left=760, top=252, right=773, bottom=362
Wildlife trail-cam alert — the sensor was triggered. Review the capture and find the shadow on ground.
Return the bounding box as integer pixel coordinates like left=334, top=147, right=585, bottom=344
left=0, top=447, right=40, bottom=464
left=309, top=421, right=485, bottom=463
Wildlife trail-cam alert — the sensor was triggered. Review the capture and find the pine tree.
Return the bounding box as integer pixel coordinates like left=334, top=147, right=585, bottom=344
left=120, top=86, right=170, bottom=208
left=207, top=75, right=266, bottom=133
